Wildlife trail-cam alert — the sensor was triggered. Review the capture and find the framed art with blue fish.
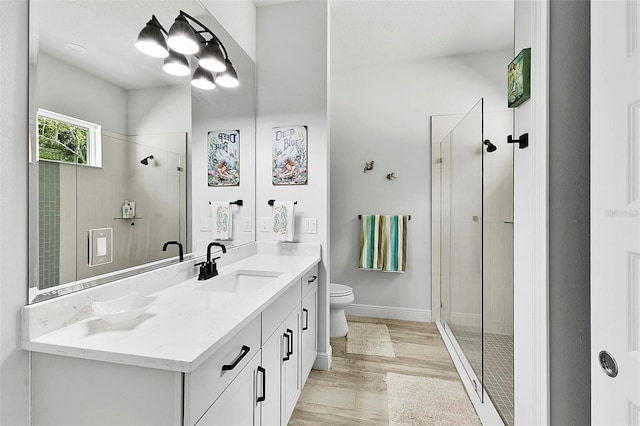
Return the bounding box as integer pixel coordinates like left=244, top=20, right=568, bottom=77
left=508, top=48, right=531, bottom=108
left=272, top=126, right=308, bottom=185
left=208, top=130, right=240, bottom=186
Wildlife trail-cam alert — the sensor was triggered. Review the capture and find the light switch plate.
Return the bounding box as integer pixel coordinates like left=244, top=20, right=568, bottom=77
left=261, top=217, right=269, bottom=232
left=243, top=216, right=251, bottom=232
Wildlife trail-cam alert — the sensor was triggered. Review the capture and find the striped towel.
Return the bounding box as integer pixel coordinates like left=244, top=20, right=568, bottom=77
left=380, top=215, right=408, bottom=273
left=359, top=215, right=382, bottom=270
left=359, top=215, right=408, bottom=273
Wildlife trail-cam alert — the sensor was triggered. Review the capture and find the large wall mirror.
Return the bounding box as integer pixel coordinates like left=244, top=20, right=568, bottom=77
left=28, top=0, right=256, bottom=303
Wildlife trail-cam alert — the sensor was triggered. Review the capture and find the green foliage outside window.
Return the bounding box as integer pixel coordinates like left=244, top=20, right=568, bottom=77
left=38, top=116, right=88, bottom=164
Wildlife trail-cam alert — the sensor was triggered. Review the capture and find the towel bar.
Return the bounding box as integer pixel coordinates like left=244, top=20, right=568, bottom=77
left=358, top=214, right=411, bottom=220
left=268, top=200, right=297, bottom=206
left=208, top=200, right=243, bottom=206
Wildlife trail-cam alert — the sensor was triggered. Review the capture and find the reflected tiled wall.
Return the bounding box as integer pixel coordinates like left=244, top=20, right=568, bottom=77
left=39, top=161, right=60, bottom=288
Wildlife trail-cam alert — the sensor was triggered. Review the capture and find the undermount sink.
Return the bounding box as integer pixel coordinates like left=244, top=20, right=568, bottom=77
left=196, top=270, right=282, bottom=293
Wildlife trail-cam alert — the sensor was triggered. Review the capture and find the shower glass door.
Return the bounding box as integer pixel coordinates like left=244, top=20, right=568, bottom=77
left=438, top=98, right=484, bottom=399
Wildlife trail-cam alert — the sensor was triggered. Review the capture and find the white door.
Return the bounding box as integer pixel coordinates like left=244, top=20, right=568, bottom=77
left=591, top=1, right=640, bottom=424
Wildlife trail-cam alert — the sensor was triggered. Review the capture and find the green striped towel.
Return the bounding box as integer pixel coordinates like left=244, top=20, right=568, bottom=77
left=359, top=215, right=408, bottom=272
left=380, top=215, right=408, bottom=273
left=359, top=215, right=382, bottom=270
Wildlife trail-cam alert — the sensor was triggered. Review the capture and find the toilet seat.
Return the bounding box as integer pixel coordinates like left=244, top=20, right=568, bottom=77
left=330, top=283, right=352, bottom=297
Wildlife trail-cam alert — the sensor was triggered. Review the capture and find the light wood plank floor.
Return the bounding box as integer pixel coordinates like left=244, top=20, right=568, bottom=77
left=289, top=316, right=465, bottom=425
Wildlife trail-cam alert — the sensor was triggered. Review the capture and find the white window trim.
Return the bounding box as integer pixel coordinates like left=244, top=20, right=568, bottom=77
left=37, top=108, right=102, bottom=168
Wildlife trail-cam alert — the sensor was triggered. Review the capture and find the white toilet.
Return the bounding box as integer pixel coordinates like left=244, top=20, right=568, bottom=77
left=330, top=283, right=355, bottom=337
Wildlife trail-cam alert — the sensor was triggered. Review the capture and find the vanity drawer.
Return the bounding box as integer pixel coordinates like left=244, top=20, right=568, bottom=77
left=262, top=283, right=300, bottom=345
left=185, top=315, right=261, bottom=426
left=301, top=265, right=319, bottom=298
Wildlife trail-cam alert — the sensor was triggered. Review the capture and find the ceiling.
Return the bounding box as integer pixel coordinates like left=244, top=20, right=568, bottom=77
left=31, top=0, right=220, bottom=91
left=32, top=0, right=514, bottom=91
left=330, top=0, right=514, bottom=68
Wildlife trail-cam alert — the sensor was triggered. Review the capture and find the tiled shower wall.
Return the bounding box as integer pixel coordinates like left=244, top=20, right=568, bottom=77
left=38, top=161, right=60, bottom=288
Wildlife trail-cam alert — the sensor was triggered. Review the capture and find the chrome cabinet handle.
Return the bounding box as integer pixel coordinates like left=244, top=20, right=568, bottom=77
left=221, top=345, right=250, bottom=371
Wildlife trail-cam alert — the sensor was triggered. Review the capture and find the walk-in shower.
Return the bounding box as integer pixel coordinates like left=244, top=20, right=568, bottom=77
left=431, top=98, right=514, bottom=425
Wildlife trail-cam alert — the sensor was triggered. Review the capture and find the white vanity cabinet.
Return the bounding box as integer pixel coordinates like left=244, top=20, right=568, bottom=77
left=261, top=283, right=302, bottom=425
left=26, top=257, right=321, bottom=426
left=194, top=348, right=262, bottom=425
left=301, top=267, right=318, bottom=383
left=185, top=315, right=262, bottom=425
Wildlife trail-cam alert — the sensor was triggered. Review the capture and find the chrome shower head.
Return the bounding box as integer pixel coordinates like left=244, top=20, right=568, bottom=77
left=483, top=140, right=497, bottom=153
left=140, top=155, right=154, bottom=165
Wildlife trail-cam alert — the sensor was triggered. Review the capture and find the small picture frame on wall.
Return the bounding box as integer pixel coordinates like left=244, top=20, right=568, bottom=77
left=208, top=130, right=240, bottom=187
left=272, top=126, right=308, bottom=185
left=508, top=48, right=531, bottom=108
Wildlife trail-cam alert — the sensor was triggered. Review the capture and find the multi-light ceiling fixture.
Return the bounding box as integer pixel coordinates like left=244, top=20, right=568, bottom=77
left=135, top=11, right=239, bottom=90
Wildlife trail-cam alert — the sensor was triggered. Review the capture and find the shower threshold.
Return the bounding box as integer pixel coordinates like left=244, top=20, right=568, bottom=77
left=436, top=322, right=505, bottom=426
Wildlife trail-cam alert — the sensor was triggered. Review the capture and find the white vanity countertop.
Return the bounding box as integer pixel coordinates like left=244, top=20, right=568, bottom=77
left=23, top=254, right=320, bottom=373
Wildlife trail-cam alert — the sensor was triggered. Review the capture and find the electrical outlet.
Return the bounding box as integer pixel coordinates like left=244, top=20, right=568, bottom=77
left=303, top=218, right=317, bottom=234
left=242, top=217, right=251, bottom=232
left=261, top=217, right=269, bottom=232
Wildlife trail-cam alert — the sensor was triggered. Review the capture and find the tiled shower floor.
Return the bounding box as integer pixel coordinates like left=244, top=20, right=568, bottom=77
left=449, top=327, right=514, bottom=426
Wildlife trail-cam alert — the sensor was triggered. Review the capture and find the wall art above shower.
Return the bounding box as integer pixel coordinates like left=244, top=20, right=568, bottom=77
left=272, top=125, right=308, bottom=185
left=208, top=130, right=240, bottom=186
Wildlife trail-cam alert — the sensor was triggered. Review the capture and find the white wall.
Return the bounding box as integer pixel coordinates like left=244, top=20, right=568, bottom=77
left=512, top=0, right=550, bottom=423
left=127, top=85, right=191, bottom=136
left=330, top=49, right=511, bottom=320
left=0, top=0, right=30, bottom=423
left=37, top=53, right=128, bottom=135
left=200, top=0, right=256, bottom=62
left=256, top=0, right=330, bottom=368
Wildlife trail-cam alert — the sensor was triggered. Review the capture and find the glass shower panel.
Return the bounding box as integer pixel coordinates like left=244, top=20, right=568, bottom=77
left=439, top=99, right=484, bottom=398
left=482, top=111, right=514, bottom=425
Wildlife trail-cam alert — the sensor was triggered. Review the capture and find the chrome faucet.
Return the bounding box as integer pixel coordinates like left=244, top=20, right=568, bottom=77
left=195, top=242, right=226, bottom=280
left=162, top=241, right=183, bottom=262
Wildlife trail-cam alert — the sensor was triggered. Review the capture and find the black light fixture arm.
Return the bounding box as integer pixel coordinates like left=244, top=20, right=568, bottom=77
left=150, top=15, right=169, bottom=36
left=178, top=10, right=229, bottom=59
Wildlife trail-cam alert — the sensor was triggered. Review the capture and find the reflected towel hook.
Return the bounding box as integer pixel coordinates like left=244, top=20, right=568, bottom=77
left=507, top=133, right=529, bottom=149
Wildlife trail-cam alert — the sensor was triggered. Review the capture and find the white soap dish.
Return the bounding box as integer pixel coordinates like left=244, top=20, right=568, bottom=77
left=92, top=293, right=157, bottom=324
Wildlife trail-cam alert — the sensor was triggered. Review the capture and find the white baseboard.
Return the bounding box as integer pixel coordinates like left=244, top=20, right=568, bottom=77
left=312, top=348, right=332, bottom=371
left=345, top=304, right=431, bottom=322
left=449, top=311, right=482, bottom=328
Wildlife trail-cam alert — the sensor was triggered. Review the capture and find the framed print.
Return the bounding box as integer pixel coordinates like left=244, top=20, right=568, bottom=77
left=272, top=126, right=308, bottom=185
left=208, top=130, right=239, bottom=186
left=508, top=48, right=531, bottom=108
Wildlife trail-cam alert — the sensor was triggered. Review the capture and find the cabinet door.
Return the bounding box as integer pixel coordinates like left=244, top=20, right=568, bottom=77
left=196, top=350, right=260, bottom=426
left=301, top=283, right=318, bottom=383
left=261, top=328, right=283, bottom=426
left=282, top=306, right=301, bottom=424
